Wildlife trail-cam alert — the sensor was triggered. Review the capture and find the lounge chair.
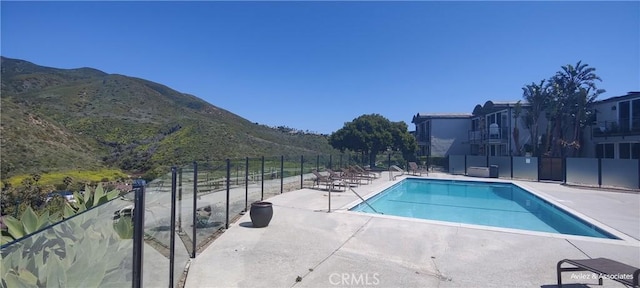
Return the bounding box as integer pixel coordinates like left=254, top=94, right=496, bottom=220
left=557, top=258, right=639, bottom=287
left=328, top=168, right=363, bottom=190
left=389, top=165, right=405, bottom=180
left=325, top=168, right=344, bottom=180
left=346, top=166, right=373, bottom=185
left=353, top=165, right=378, bottom=179
left=311, top=170, right=335, bottom=191
left=408, top=162, right=421, bottom=176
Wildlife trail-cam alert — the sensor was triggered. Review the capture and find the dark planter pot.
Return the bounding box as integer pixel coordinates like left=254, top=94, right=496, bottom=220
left=250, top=201, right=273, bottom=228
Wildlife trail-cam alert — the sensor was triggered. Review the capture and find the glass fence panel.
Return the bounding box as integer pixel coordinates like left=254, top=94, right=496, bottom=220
left=173, top=190, right=190, bottom=288
left=343, top=153, right=359, bottom=168
left=566, top=158, right=599, bottom=187
left=263, top=156, right=282, bottom=199
left=318, top=154, right=332, bottom=171
left=334, top=154, right=347, bottom=171
left=283, top=155, right=302, bottom=193
left=466, top=155, right=487, bottom=170
left=602, top=159, right=639, bottom=190
left=449, top=155, right=465, bottom=174
left=1, top=194, right=135, bottom=287
left=247, top=158, right=263, bottom=204
left=193, top=161, right=226, bottom=252
left=228, top=159, right=248, bottom=225
left=143, top=170, right=173, bottom=288
left=302, top=154, right=320, bottom=189
left=177, top=165, right=195, bottom=257
left=512, top=156, right=538, bottom=181
left=488, top=156, right=511, bottom=178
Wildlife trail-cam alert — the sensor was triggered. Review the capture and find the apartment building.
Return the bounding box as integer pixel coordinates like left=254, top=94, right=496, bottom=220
left=413, top=92, right=638, bottom=160
left=583, top=91, right=640, bottom=159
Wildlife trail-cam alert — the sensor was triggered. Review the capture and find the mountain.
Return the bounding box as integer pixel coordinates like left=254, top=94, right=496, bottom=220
left=0, top=57, right=337, bottom=180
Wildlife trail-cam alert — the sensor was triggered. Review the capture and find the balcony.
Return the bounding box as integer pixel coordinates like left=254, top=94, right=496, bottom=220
left=592, top=119, right=640, bottom=138
left=468, top=127, right=509, bottom=144
left=415, top=134, right=430, bottom=146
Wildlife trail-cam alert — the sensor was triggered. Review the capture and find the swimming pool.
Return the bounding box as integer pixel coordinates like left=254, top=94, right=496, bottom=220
left=350, top=178, right=618, bottom=239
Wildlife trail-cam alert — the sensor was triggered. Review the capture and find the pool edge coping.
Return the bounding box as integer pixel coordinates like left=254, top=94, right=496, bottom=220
left=336, top=175, right=640, bottom=247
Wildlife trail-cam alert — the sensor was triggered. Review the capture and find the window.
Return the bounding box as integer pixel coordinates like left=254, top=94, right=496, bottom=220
left=620, top=143, right=630, bottom=159
left=605, top=144, right=614, bottom=158
left=471, top=119, right=479, bottom=131
left=620, top=142, right=640, bottom=159
left=595, top=143, right=614, bottom=158
left=619, top=101, right=630, bottom=132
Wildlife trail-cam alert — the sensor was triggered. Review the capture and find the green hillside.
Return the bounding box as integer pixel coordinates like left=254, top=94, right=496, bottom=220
left=0, top=57, right=337, bottom=181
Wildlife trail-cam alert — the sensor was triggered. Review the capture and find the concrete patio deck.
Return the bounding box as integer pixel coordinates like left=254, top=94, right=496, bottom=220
left=183, top=172, right=640, bottom=288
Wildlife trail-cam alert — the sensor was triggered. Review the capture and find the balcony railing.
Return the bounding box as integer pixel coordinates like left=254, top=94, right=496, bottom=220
left=468, top=128, right=509, bottom=144
left=592, top=118, right=640, bottom=137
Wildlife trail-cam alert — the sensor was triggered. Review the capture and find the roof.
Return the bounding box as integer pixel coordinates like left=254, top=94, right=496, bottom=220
left=594, top=92, right=640, bottom=104
left=412, top=113, right=472, bottom=123
left=472, top=100, right=530, bottom=115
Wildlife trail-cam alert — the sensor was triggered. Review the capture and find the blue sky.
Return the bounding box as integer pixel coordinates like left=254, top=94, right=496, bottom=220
left=2, top=1, right=639, bottom=134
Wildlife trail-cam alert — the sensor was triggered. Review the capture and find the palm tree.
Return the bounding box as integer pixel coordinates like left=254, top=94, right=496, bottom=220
left=521, top=80, right=551, bottom=156
left=512, top=101, right=523, bottom=156
left=548, top=61, right=605, bottom=157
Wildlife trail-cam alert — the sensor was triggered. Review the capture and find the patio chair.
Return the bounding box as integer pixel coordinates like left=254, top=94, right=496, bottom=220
left=312, top=170, right=335, bottom=191
left=408, top=162, right=421, bottom=176
left=353, top=165, right=379, bottom=178
left=389, top=165, right=405, bottom=180
left=346, top=166, right=373, bottom=185
left=326, top=168, right=357, bottom=190
left=325, top=168, right=344, bottom=180
left=557, top=258, right=639, bottom=287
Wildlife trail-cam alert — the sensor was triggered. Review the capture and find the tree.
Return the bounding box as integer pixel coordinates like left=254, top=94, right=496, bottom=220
left=329, top=114, right=417, bottom=167
left=521, top=79, right=551, bottom=156
left=390, top=121, right=418, bottom=162
left=512, top=101, right=523, bottom=156
left=547, top=61, right=604, bottom=157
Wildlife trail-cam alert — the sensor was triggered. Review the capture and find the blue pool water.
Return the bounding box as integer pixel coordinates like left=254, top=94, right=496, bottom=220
left=350, top=179, right=617, bottom=239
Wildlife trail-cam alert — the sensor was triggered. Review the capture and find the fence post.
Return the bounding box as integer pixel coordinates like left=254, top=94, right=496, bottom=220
left=598, top=158, right=602, bottom=188
left=300, top=155, right=304, bottom=189
left=316, top=154, right=320, bottom=172
left=169, top=167, right=177, bottom=288
left=245, top=157, right=249, bottom=212
left=562, top=157, right=567, bottom=184
left=510, top=156, right=514, bottom=179
left=537, top=157, right=541, bottom=182
left=340, top=154, right=343, bottom=170
left=280, top=155, right=284, bottom=194
left=226, top=159, right=230, bottom=229
left=236, top=163, right=239, bottom=186
left=132, top=184, right=146, bottom=288
left=191, top=162, right=197, bottom=259
left=464, top=155, right=468, bottom=175
left=178, top=168, right=182, bottom=234
left=329, top=155, right=333, bottom=170
left=328, top=182, right=331, bottom=213
left=261, top=156, right=265, bottom=201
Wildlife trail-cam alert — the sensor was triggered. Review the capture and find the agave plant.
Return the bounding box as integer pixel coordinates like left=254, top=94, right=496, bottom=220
left=1, top=184, right=133, bottom=287
left=63, top=184, right=120, bottom=217
left=1, top=210, right=133, bottom=287
left=1, top=206, right=57, bottom=245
